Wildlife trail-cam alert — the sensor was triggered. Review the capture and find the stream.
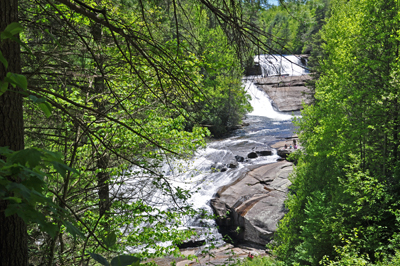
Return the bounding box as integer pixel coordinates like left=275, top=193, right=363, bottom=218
left=166, top=78, right=299, bottom=246
left=123, top=55, right=307, bottom=252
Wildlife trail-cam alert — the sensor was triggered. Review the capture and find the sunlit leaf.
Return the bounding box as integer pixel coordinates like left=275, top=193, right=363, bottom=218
left=38, top=102, right=52, bottom=118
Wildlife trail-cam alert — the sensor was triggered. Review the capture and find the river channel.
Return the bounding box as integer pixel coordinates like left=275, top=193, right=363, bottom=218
left=124, top=55, right=306, bottom=253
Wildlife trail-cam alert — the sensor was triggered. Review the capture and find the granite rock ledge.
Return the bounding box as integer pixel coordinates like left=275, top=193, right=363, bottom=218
left=210, top=161, right=293, bottom=247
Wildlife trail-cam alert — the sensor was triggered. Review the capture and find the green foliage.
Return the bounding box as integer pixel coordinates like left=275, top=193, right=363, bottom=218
left=0, top=23, right=27, bottom=96
left=238, top=256, right=285, bottom=266
left=0, top=147, right=81, bottom=239
left=273, top=0, right=400, bottom=265
left=88, top=252, right=140, bottom=266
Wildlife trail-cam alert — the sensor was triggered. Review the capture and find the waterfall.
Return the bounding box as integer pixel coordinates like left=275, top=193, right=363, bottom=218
left=245, top=80, right=292, bottom=120
left=254, top=55, right=308, bottom=77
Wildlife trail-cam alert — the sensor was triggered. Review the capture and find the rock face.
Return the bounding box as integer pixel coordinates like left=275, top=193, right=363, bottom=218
left=254, top=75, right=312, bottom=111
left=210, top=161, right=293, bottom=246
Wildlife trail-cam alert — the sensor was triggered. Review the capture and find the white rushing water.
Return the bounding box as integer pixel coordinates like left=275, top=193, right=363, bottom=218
left=254, top=54, right=308, bottom=77
left=245, top=80, right=293, bottom=119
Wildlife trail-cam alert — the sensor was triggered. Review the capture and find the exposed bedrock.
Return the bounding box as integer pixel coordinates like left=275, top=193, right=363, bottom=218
left=210, top=161, right=293, bottom=247
left=254, top=75, right=312, bottom=112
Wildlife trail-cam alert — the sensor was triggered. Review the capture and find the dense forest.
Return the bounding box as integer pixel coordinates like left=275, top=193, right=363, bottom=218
left=3, top=0, right=400, bottom=265
left=273, top=0, right=400, bottom=265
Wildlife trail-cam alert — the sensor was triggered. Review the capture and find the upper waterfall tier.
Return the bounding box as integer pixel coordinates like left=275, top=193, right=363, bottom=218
left=253, top=55, right=308, bottom=77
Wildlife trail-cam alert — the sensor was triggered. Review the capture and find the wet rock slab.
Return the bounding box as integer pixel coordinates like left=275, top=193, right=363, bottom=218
left=254, top=75, right=312, bottom=111
left=211, top=161, right=293, bottom=246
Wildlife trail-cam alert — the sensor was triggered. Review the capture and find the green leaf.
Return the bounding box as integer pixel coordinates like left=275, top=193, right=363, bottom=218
left=22, top=170, right=45, bottom=191
left=64, top=221, right=85, bottom=239
left=9, top=148, right=42, bottom=168
left=110, top=255, right=140, bottom=266
left=42, top=149, right=63, bottom=162
left=28, top=95, right=46, bottom=103
left=5, top=72, right=27, bottom=90
left=40, top=222, right=58, bottom=238
left=104, top=231, right=117, bottom=248
left=51, top=161, right=76, bottom=178
left=88, top=253, right=110, bottom=266
left=0, top=147, right=12, bottom=156
left=3, top=22, right=23, bottom=35
left=0, top=81, right=8, bottom=96
left=7, top=183, right=32, bottom=200
left=0, top=22, right=23, bottom=40
left=38, top=102, right=52, bottom=118
left=0, top=50, right=8, bottom=69
left=4, top=203, right=20, bottom=217
left=4, top=196, right=22, bottom=203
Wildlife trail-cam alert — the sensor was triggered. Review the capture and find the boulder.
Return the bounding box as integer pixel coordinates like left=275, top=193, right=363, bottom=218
left=211, top=161, right=293, bottom=246
left=177, top=239, right=206, bottom=249
left=247, top=152, right=258, bottom=159
left=211, top=162, right=226, bottom=172
left=227, top=161, right=238, bottom=168
left=256, top=150, right=272, bottom=156
left=235, top=155, right=245, bottom=162
left=277, top=149, right=291, bottom=158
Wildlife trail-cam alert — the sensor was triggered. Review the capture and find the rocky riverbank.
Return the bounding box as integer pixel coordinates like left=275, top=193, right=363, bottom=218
left=148, top=243, right=266, bottom=266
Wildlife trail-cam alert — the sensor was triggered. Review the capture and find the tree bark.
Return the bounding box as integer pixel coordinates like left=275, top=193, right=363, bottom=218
left=92, top=21, right=111, bottom=218
left=0, top=0, right=28, bottom=265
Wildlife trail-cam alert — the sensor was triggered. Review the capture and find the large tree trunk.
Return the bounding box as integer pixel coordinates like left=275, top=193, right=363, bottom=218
left=92, top=20, right=111, bottom=218
left=0, top=0, right=28, bottom=265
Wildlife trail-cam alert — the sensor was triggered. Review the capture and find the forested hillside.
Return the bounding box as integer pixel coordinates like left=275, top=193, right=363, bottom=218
left=244, top=0, right=329, bottom=55
left=271, top=0, right=400, bottom=265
